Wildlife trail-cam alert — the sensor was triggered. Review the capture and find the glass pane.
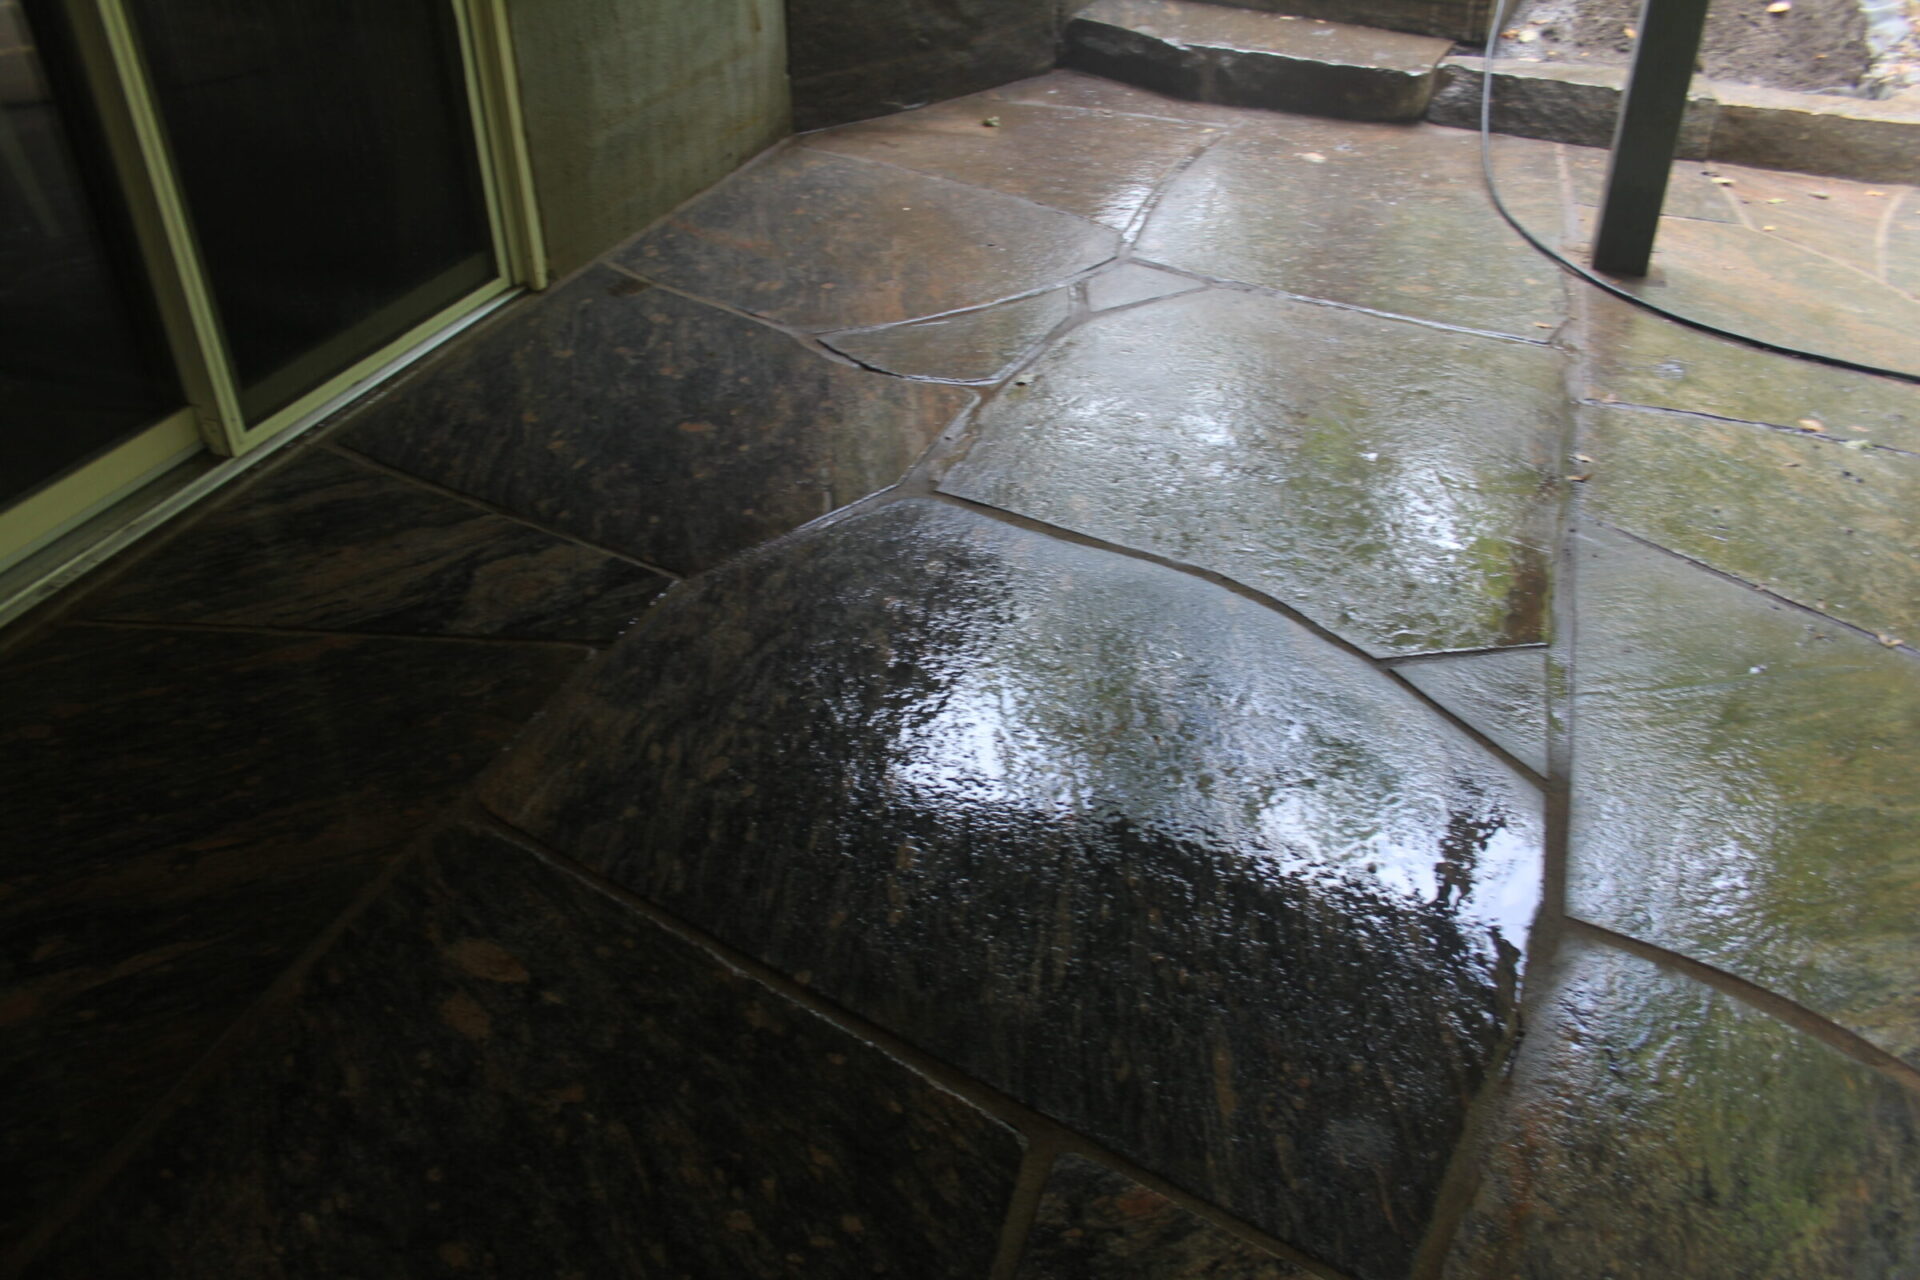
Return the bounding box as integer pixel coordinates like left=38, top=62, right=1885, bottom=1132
left=127, top=0, right=496, bottom=422
left=1, top=0, right=182, bottom=507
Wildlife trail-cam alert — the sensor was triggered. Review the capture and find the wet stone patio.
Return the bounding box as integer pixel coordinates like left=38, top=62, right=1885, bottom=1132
left=4, top=69, right=1920, bottom=1280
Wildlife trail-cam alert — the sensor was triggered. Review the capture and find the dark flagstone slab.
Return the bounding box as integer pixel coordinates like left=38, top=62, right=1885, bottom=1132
left=80, top=448, right=668, bottom=644
left=1016, top=1156, right=1308, bottom=1278
left=824, top=289, right=1073, bottom=383
left=337, top=269, right=972, bottom=574
left=482, top=498, right=1543, bottom=1280
left=0, top=624, right=586, bottom=1251
left=27, top=824, right=1023, bottom=1278
left=1087, top=263, right=1204, bottom=311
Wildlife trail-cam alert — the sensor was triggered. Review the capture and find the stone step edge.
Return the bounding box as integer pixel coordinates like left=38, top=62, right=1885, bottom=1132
left=1064, top=0, right=1454, bottom=123
left=1429, top=55, right=1920, bottom=185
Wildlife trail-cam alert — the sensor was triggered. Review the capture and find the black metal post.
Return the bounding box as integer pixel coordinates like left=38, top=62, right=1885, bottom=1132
left=1591, top=0, right=1712, bottom=277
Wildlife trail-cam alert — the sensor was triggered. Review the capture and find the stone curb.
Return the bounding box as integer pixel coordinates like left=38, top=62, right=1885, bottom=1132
left=1429, top=54, right=1920, bottom=183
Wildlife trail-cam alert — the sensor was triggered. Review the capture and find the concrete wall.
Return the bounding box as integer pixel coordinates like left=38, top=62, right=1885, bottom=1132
left=509, top=0, right=792, bottom=277
left=786, top=0, right=1061, bottom=131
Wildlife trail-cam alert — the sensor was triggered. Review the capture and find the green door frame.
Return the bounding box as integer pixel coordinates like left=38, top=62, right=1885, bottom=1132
left=0, top=0, right=545, bottom=598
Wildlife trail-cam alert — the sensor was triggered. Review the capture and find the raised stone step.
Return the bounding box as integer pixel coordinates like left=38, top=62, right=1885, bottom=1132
left=1063, top=0, right=1454, bottom=121
left=1173, top=0, right=1491, bottom=44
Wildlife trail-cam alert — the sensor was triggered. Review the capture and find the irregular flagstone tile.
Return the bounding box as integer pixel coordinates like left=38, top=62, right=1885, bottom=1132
left=1087, top=262, right=1203, bottom=311
left=482, top=498, right=1545, bottom=1280
left=801, top=96, right=1221, bottom=231
left=984, top=69, right=1269, bottom=126
left=1016, top=1156, right=1307, bottom=1279
left=29, top=824, right=1023, bottom=1278
left=619, top=147, right=1119, bottom=331
left=1139, top=119, right=1567, bottom=336
left=1580, top=404, right=1920, bottom=645
left=939, top=289, right=1567, bottom=657
left=1442, top=938, right=1920, bottom=1279
left=1606, top=216, right=1920, bottom=376
left=1579, top=291, right=1920, bottom=452
left=1889, top=191, right=1920, bottom=296
left=0, top=624, right=586, bottom=1251
left=1568, top=524, right=1920, bottom=1065
left=823, top=289, right=1073, bottom=383
left=1560, top=145, right=1739, bottom=223
left=1396, top=648, right=1549, bottom=775
left=77, top=449, right=669, bottom=643
left=337, top=269, right=971, bottom=574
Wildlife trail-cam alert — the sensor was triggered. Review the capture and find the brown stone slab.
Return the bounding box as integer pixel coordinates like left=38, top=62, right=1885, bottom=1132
left=1578, top=292, right=1920, bottom=452
left=1427, top=56, right=1717, bottom=157
left=337, top=269, right=972, bottom=574
left=77, top=449, right=669, bottom=644
left=620, top=146, right=1119, bottom=331
left=1087, top=263, right=1204, bottom=311
left=1184, top=0, right=1491, bottom=43
left=1015, top=1156, right=1307, bottom=1278
left=802, top=95, right=1220, bottom=231
left=1066, top=0, right=1451, bottom=123
left=1140, top=118, right=1567, bottom=336
left=940, top=289, right=1568, bottom=657
left=482, top=498, right=1544, bottom=1280
left=1568, top=524, right=1920, bottom=1066
left=1443, top=939, right=1920, bottom=1279
left=0, top=625, right=586, bottom=1251
left=824, top=289, right=1073, bottom=382
left=984, top=69, right=1270, bottom=126
left=27, top=824, right=1024, bottom=1278
left=1580, top=404, right=1920, bottom=645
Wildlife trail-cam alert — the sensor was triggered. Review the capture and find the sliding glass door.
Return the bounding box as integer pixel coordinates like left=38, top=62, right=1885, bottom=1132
left=0, top=0, right=538, bottom=575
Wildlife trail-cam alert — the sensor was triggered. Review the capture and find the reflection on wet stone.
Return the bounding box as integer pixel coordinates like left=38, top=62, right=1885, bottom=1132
left=1444, top=939, right=1920, bottom=1279
left=483, top=499, right=1544, bottom=1280
left=940, top=289, right=1566, bottom=656
left=1398, top=648, right=1549, bottom=775
left=1569, top=524, right=1920, bottom=1066
left=1017, top=1156, right=1307, bottom=1279
left=1086, top=262, right=1203, bottom=311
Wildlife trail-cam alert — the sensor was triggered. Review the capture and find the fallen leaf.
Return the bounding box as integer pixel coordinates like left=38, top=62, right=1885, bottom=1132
left=1766, top=2, right=1790, bottom=12
left=1533, top=321, right=1556, bottom=328
left=1762, top=224, right=1776, bottom=231
left=1878, top=634, right=1904, bottom=648
left=982, top=116, right=1001, bottom=127
left=1624, top=24, right=1638, bottom=38
left=1566, top=473, right=1592, bottom=483
left=1517, top=28, right=1540, bottom=41
left=1868, top=190, right=1887, bottom=197
left=1764, top=197, right=1785, bottom=204
left=1840, top=438, right=1871, bottom=450
left=1502, top=27, right=1521, bottom=37
left=1710, top=176, right=1735, bottom=185
left=1810, top=190, right=1831, bottom=199
left=1575, top=453, right=1595, bottom=462
left=1298, top=152, right=1327, bottom=163
left=1797, top=417, right=1825, bottom=431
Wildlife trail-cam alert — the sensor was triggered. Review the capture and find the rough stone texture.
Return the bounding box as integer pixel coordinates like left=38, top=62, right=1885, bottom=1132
left=1561, top=145, right=1739, bottom=222
left=482, top=498, right=1544, bottom=1280
left=941, top=289, right=1568, bottom=657
left=1139, top=117, right=1567, bottom=337
left=1497, top=0, right=1873, bottom=97
left=337, top=268, right=972, bottom=574
left=1065, top=0, right=1451, bottom=122
left=824, top=290, right=1073, bottom=382
left=1016, top=1156, right=1307, bottom=1278
left=76, top=448, right=669, bottom=644
left=1708, top=80, right=1920, bottom=185
left=985, top=68, right=1266, bottom=124
left=1578, top=292, right=1920, bottom=453
left=1891, top=188, right=1920, bottom=297
left=1429, top=55, right=1717, bottom=157
left=28, top=824, right=1025, bottom=1278
left=1718, top=162, right=1893, bottom=275
left=801, top=93, right=1220, bottom=231
left=1580, top=405, right=1920, bottom=646
left=0, top=626, right=586, bottom=1252
left=1397, top=648, right=1549, bottom=775
left=1180, top=0, right=1491, bottom=43
left=508, top=0, right=789, bottom=275
left=1087, top=262, right=1204, bottom=311
left=621, top=146, right=1119, bottom=331
left=1568, top=524, right=1920, bottom=1066
left=786, top=0, right=1055, bottom=131
left=1443, top=938, right=1920, bottom=1279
